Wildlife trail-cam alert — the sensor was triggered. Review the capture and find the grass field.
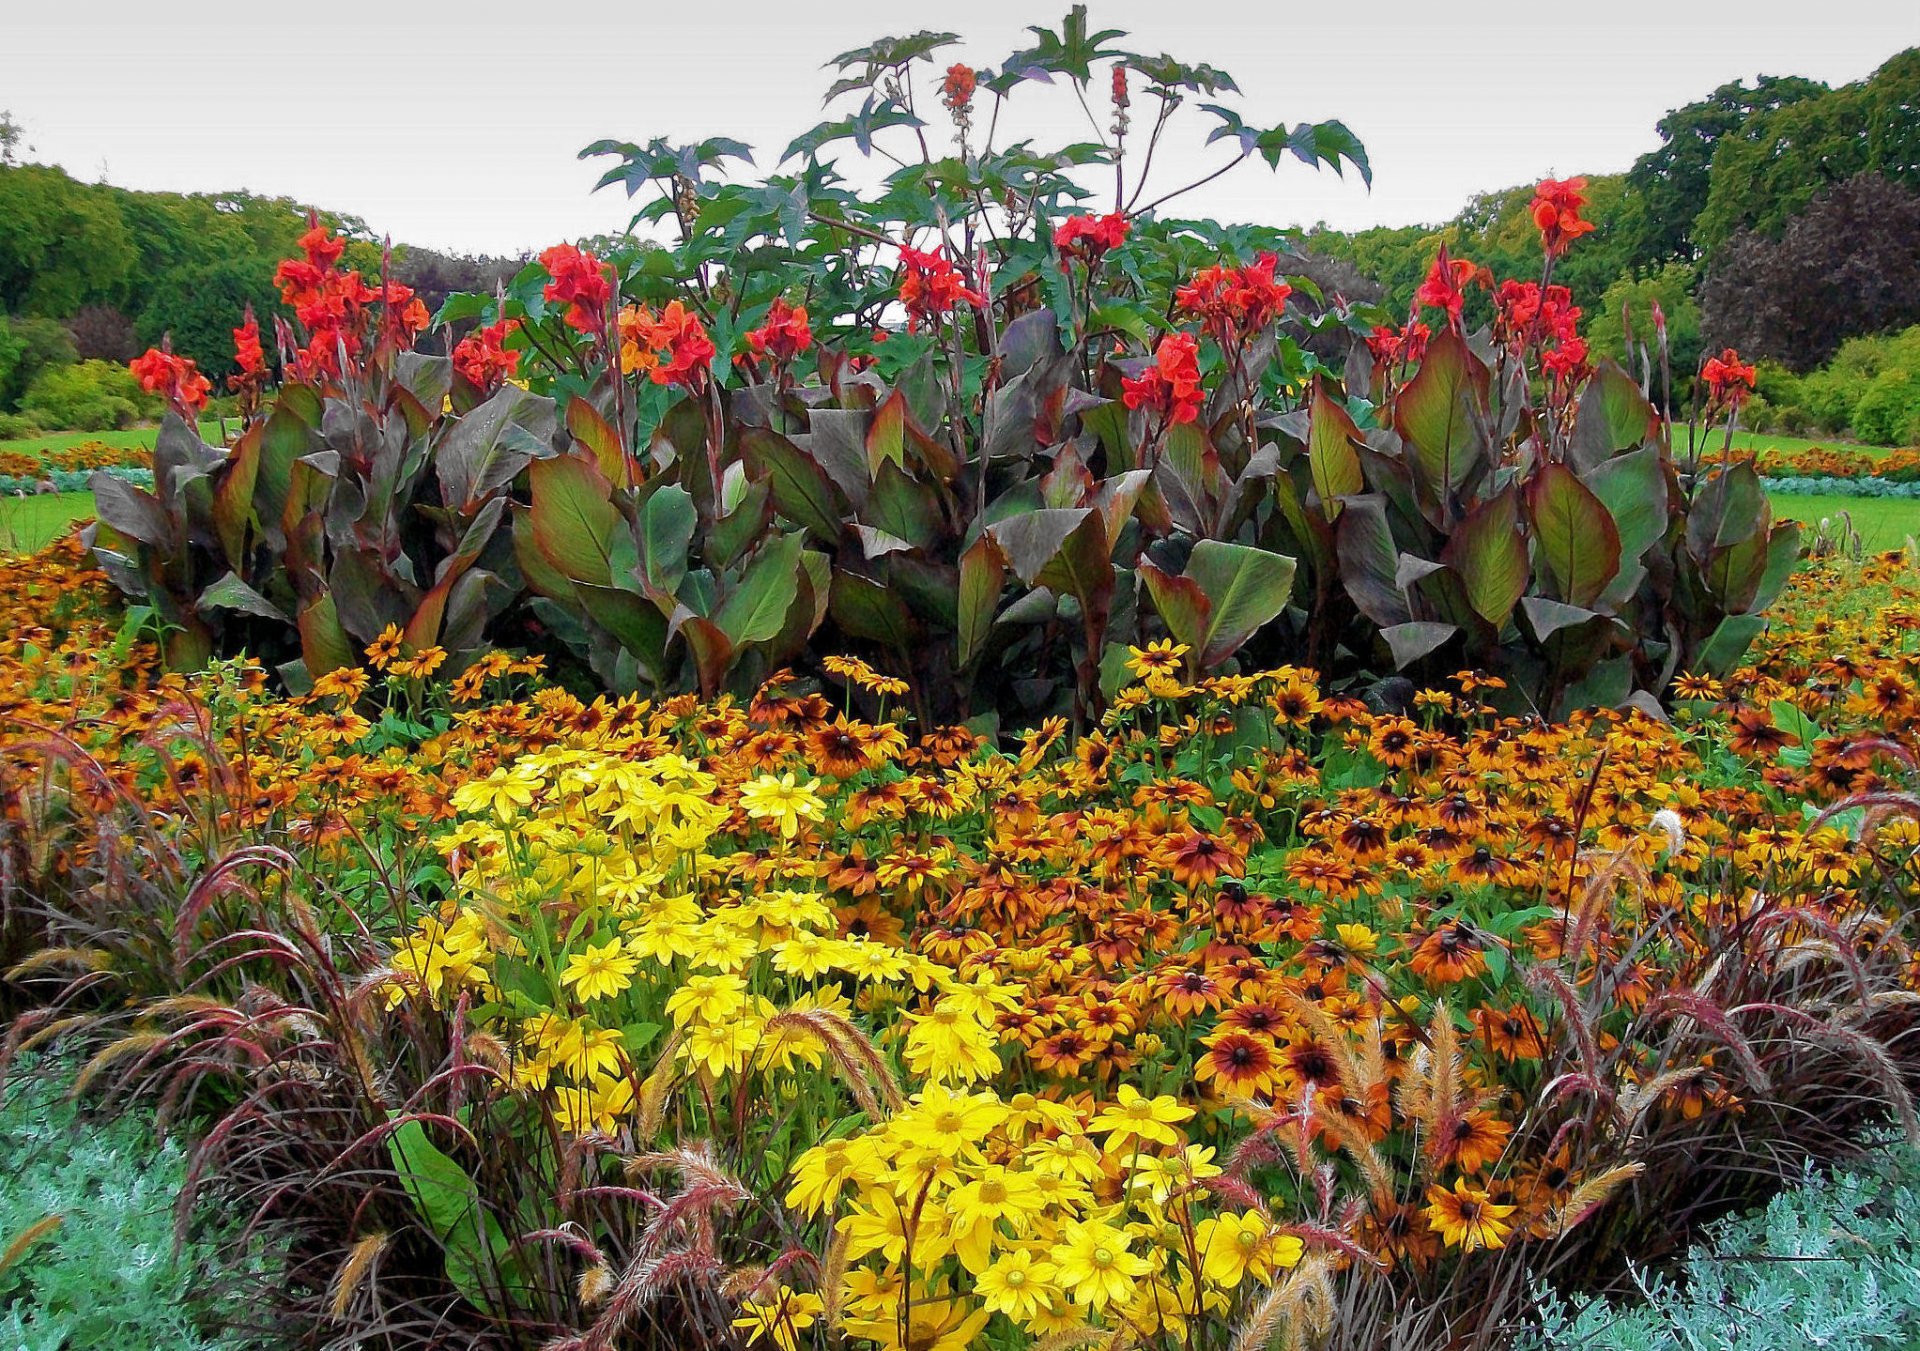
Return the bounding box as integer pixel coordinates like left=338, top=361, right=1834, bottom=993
left=1768, top=494, right=1920, bottom=552
left=0, top=421, right=230, bottom=459
left=0, top=492, right=98, bottom=553
left=1668, top=426, right=1907, bottom=460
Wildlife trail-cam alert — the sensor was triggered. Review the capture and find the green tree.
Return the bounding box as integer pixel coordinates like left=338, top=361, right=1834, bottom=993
left=136, top=257, right=281, bottom=381
left=1586, top=262, right=1702, bottom=399
left=1621, top=74, right=1829, bottom=267
left=1694, top=50, right=1920, bottom=254
left=0, top=312, right=76, bottom=412
left=0, top=164, right=137, bottom=315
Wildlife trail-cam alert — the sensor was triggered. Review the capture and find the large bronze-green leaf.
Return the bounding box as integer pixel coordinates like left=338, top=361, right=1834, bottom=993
left=1142, top=539, right=1297, bottom=670
left=566, top=395, right=629, bottom=488
left=956, top=535, right=1005, bottom=668
left=296, top=594, right=356, bottom=676
left=438, top=384, right=556, bottom=514
left=1392, top=330, right=1488, bottom=511
left=743, top=427, right=842, bottom=541
left=1306, top=379, right=1364, bottom=520
left=1569, top=359, right=1660, bottom=469
left=1685, top=462, right=1767, bottom=560
left=987, top=508, right=1111, bottom=609
left=528, top=454, right=619, bottom=586
left=213, top=424, right=261, bottom=570
left=1334, top=495, right=1412, bottom=628
left=1440, top=488, right=1528, bottom=628
left=1526, top=463, right=1621, bottom=608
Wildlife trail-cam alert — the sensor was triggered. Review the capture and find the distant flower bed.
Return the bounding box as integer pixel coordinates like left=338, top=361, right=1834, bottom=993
left=1760, top=475, right=1920, bottom=497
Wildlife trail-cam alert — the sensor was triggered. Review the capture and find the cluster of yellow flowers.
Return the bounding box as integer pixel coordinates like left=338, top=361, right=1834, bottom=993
left=785, top=1084, right=1305, bottom=1349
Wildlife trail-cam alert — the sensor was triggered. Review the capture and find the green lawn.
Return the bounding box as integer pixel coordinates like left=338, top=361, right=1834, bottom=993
left=1768, top=493, right=1920, bottom=552
left=0, top=420, right=230, bottom=460
left=0, top=492, right=96, bottom=554
left=1668, top=426, right=1903, bottom=460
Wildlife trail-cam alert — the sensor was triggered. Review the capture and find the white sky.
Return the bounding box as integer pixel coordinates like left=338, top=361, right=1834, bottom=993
left=4, top=0, right=1915, bottom=257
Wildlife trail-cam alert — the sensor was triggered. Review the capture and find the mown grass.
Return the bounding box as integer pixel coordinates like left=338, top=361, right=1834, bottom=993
left=0, top=492, right=97, bottom=555
left=1669, top=426, right=1906, bottom=460
left=0, top=421, right=229, bottom=459
left=1769, top=493, right=1920, bottom=552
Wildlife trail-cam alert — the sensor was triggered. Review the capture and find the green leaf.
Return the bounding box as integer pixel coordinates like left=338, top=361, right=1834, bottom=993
left=197, top=571, right=286, bottom=623
left=387, top=1118, right=512, bottom=1316
left=1305, top=379, right=1364, bottom=520
left=637, top=484, right=697, bottom=602
left=1392, top=330, right=1489, bottom=513
left=716, top=532, right=806, bottom=646
left=1440, top=488, right=1528, bottom=628
left=1380, top=621, right=1457, bottom=669
left=1526, top=463, right=1621, bottom=608
left=528, top=455, right=619, bottom=586
left=1768, top=699, right=1821, bottom=751
left=1142, top=540, right=1297, bottom=670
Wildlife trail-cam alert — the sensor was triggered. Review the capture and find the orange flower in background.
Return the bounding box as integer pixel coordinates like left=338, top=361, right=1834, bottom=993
left=1121, top=332, right=1204, bottom=426
left=1701, top=347, right=1757, bottom=409
left=619, top=301, right=715, bottom=387
left=539, top=244, right=614, bottom=334
left=744, top=298, right=813, bottom=365
left=129, top=346, right=212, bottom=415
left=1529, top=176, right=1595, bottom=256
left=897, top=246, right=983, bottom=332
left=452, top=318, right=522, bottom=391
left=1054, top=213, right=1130, bottom=271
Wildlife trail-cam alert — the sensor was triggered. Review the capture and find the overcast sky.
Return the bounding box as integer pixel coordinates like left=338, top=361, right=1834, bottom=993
left=4, top=0, right=1915, bottom=257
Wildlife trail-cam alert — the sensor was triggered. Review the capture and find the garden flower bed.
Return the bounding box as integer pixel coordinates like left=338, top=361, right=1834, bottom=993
left=1, top=15, right=1915, bottom=1349
left=1, top=535, right=1915, bottom=1349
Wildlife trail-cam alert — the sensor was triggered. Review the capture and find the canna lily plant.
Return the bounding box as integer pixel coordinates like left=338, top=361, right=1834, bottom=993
left=93, top=9, right=1794, bottom=725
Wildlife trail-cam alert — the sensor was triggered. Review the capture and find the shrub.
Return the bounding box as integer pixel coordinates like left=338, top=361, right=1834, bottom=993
left=1700, top=173, right=1920, bottom=372
left=20, top=359, right=157, bottom=431
left=0, top=411, right=42, bottom=440
left=0, top=1056, right=274, bottom=1351
left=1850, top=366, right=1920, bottom=448
left=1526, top=1139, right=1920, bottom=1350
left=0, top=312, right=76, bottom=413
left=65, top=304, right=140, bottom=364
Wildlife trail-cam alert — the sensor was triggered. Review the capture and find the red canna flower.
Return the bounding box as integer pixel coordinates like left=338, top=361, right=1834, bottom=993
left=896, top=245, right=982, bottom=332
left=1053, top=213, right=1130, bottom=271
left=744, top=298, right=813, bottom=365
left=1175, top=253, right=1291, bottom=347
left=619, top=300, right=715, bottom=388
left=231, top=306, right=267, bottom=379
left=452, top=317, right=521, bottom=391
left=1701, top=347, right=1757, bottom=409
left=1121, top=332, right=1205, bottom=426
left=1367, top=320, right=1430, bottom=367
left=1529, top=177, right=1596, bottom=257
left=539, top=244, right=615, bottom=335
left=129, top=346, right=212, bottom=416
left=1415, top=247, right=1486, bottom=327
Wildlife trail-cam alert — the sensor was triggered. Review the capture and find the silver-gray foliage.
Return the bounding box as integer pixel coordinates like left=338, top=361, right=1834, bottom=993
left=1525, top=1139, right=1920, bottom=1350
